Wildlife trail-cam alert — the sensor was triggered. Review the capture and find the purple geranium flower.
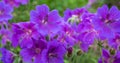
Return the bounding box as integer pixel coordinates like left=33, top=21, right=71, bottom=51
left=78, top=31, right=96, bottom=52
left=56, top=24, right=76, bottom=47
left=2, top=0, right=20, bottom=8
left=93, top=5, right=120, bottom=40
left=42, top=41, right=66, bottom=63
left=0, top=2, right=13, bottom=21
left=0, top=48, right=14, bottom=63
left=20, top=39, right=47, bottom=63
left=76, top=13, right=97, bottom=52
left=76, top=12, right=95, bottom=33
left=11, top=22, right=39, bottom=48
left=30, top=4, right=61, bottom=35
left=98, top=48, right=120, bottom=63
left=2, top=0, right=28, bottom=8
left=0, top=27, right=11, bottom=45
left=15, top=0, right=29, bottom=5
left=63, top=8, right=88, bottom=23
left=108, top=34, right=120, bottom=50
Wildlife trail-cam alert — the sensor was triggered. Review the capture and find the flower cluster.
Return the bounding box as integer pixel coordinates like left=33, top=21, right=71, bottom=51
left=0, top=0, right=120, bottom=63
left=3, top=0, right=29, bottom=8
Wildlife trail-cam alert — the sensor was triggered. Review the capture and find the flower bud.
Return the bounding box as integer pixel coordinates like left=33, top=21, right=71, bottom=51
left=109, top=48, right=116, bottom=55
left=67, top=47, right=73, bottom=57
left=77, top=49, right=83, bottom=56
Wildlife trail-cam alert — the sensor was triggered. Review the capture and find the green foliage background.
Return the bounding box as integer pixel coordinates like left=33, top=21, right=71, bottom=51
left=11, top=0, right=87, bottom=22
left=11, top=0, right=104, bottom=23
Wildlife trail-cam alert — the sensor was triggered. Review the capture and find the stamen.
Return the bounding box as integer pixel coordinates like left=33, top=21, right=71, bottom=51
left=49, top=53, right=57, bottom=58
left=35, top=48, right=41, bottom=54
left=42, top=20, right=47, bottom=25
left=26, top=29, right=32, bottom=35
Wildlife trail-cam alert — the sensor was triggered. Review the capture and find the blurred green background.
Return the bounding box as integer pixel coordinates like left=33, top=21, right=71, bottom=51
left=10, top=0, right=104, bottom=23
left=10, top=0, right=120, bottom=23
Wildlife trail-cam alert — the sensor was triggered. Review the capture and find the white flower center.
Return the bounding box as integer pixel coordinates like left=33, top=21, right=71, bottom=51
left=26, top=29, right=32, bottom=36
left=67, top=15, right=80, bottom=23
left=42, top=20, right=48, bottom=25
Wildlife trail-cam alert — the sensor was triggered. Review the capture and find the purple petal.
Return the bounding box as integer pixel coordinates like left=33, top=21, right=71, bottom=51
left=16, top=0, right=29, bottom=5
left=48, top=10, right=61, bottom=22
left=30, top=4, right=49, bottom=22
left=113, top=58, right=120, bottom=63
left=11, top=34, right=20, bottom=47
left=36, top=4, right=49, bottom=15
left=97, top=5, right=108, bottom=19
left=3, top=0, right=20, bottom=8
left=80, top=43, right=89, bottom=52
left=102, top=49, right=110, bottom=60
left=30, top=10, right=42, bottom=22
left=111, top=21, right=120, bottom=33
left=109, top=6, right=120, bottom=20
left=0, top=48, right=14, bottom=63
left=20, top=49, right=34, bottom=62
left=98, top=57, right=102, bottom=63
left=20, top=38, right=33, bottom=48
left=34, top=55, right=45, bottom=63
left=63, top=8, right=72, bottom=21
